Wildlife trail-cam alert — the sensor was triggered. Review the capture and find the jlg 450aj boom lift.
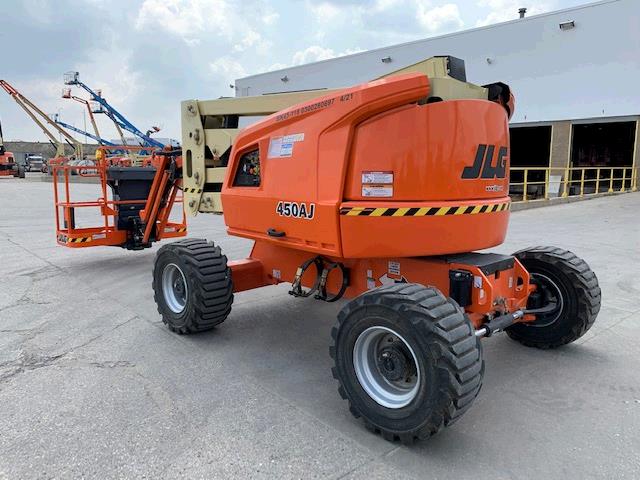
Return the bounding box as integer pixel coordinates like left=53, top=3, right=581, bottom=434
left=152, top=57, right=601, bottom=443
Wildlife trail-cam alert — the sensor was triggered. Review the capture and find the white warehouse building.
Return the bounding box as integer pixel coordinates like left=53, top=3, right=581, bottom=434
left=235, top=0, right=639, bottom=197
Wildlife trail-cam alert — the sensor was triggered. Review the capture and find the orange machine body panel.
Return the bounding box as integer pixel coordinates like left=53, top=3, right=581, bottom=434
left=222, top=73, right=511, bottom=259
left=343, top=101, right=509, bottom=202
left=0, top=151, right=16, bottom=176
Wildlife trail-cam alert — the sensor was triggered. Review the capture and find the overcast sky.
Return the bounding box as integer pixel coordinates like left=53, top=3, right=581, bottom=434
left=0, top=0, right=591, bottom=144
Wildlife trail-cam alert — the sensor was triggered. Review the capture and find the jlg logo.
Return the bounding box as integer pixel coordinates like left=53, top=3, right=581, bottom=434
left=462, top=144, right=508, bottom=179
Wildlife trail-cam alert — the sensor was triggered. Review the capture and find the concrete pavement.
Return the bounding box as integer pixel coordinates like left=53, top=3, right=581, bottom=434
left=1, top=179, right=639, bottom=479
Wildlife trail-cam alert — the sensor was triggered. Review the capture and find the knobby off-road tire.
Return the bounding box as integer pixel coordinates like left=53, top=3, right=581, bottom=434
left=153, top=238, right=233, bottom=334
left=507, top=246, right=601, bottom=349
left=330, top=283, right=484, bottom=444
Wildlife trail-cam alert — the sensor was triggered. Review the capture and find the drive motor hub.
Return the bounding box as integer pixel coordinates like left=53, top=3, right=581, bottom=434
left=377, top=341, right=414, bottom=382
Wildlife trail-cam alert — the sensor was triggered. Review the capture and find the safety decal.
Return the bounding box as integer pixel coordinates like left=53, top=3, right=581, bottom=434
left=366, top=269, right=376, bottom=290
left=362, top=185, right=393, bottom=197
left=176, top=227, right=187, bottom=233
left=268, top=133, right=305, bottom=159
left=362, top=171, right=393, bottom=184
left=388, top=261, right=401, bottom=276
left=362, top=171, right=394, bottom=197
left=339, top=202, right=511, bottom=216
left=183, top=187, right=203, bottom=194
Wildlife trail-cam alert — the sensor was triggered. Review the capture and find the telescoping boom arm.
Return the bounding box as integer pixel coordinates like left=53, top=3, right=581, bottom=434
left=63, top=91, right=105, bottom=142
left=54, top=114, right=117, bottom=146
left=64, top=72, right=164, bottom=149
left=0, top=79, right=83, bottom=159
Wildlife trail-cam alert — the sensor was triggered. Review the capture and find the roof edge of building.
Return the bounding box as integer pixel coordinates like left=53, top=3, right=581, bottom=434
left=236, top=0, right=622, bottom=82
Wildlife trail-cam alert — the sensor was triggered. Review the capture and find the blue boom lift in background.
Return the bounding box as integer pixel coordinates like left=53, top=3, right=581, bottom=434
left=63, top=72, right=165, bottom=149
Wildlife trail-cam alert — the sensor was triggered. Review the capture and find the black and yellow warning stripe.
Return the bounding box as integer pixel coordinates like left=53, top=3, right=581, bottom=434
left=57, top=234, right=92, bottom=244
left=340, top=201, right=511, bottom=217
left=165, top=226, right=187, bottom=233
left=68, top=236, right=92, bottom=243
left=183, top=187, right=203, bottom=194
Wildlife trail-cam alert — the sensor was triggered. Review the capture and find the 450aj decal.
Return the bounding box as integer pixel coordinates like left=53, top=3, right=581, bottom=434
left=276, top=201, right=316, bottom=219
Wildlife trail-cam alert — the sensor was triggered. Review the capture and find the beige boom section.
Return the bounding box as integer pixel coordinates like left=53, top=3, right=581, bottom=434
left=181, top=91, right=341, bottom=215
left=380, top=56, right=489, bottom=101
left=181, top=56, right=494, bottom=215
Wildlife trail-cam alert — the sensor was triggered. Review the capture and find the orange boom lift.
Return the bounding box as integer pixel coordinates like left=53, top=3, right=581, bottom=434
left=147, top=57, right=601, bottom=443
left=53, top=146, right=187, bottom=249
left=0, top=118, right=24, bottom=178
left=0, top=78, right=186, bottom=250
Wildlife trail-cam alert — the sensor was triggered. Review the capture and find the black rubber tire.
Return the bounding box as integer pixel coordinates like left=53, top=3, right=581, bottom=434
left=18, top=166, right=25, bottom=178
left=330, top=283, right=484, bottom=444
left=507, top=246, right=601, bottom=349
left=152, top=238, right=233, bottom=334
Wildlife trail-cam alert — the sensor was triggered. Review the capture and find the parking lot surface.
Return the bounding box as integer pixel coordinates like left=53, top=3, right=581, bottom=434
left=1, top=180, right=639, bottom=479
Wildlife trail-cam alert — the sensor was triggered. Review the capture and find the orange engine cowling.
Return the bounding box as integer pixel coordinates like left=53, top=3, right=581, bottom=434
left=222, top=73, right=511, bottom=259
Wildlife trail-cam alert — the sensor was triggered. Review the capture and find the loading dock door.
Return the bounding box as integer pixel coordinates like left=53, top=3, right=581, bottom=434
left=571, top=121, right=636, bottom=193
left=509, top=125, right=552, bottom=199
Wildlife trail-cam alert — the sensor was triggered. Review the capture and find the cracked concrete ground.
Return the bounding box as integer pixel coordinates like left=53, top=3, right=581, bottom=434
left=0, top=180, right=639, bottom=479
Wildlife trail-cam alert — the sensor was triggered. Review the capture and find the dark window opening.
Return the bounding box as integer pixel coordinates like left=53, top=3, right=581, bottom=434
left=509, top=125, right=552, bottom=200
left=232, top=148, right=261, bottom=187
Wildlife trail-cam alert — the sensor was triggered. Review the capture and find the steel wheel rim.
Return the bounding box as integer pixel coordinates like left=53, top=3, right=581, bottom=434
left=353, top=325, right=421, bottom=409
left=528, top=273, right=564, bottom=327
left=162, top=263, right=188, bottom=314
